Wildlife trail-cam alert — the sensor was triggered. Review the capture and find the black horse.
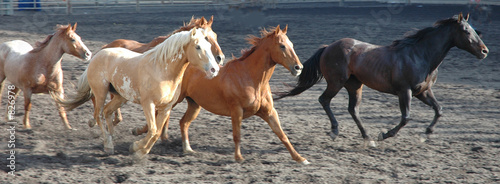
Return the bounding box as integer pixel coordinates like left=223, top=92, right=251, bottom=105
left=276, top=13, right=488, bottom=145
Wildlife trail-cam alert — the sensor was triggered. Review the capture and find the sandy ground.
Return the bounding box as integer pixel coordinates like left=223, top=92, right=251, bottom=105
left=1, top=3, right=499, bottom=183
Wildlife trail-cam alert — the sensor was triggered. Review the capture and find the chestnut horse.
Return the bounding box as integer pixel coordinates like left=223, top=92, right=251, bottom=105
left=0, top=23, right=91, bottom=129
left=98, top=16, right=225, bottom=127
left=53, top=28, right=219, bottom=159
left=135, top=26, right=309, bottom=164
left=276, top=13, right=488, bottom=146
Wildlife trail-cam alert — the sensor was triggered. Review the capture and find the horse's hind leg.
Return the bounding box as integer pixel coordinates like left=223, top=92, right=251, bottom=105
left=379, top=89, right=412, bottom=140
left=416, top=89, right=442, bottom=134
left=179, top=97, right=202, bottom=153
left=257, top=106, right=308, bottom=164
left=102, top=95, right=127, bottom=137
left=319, top=80, right=346, bottom=140
left=109, top=94, right=123, bottom=126
left=344, top=78, right=375, bottom=147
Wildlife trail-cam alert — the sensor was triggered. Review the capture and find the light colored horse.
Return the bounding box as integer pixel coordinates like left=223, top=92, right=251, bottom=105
left=98, top=16, right=225, bottom=127
left=134, top=26, right=309, bottom=164
left=53, top=28, right=219, bottom=159
left=0, top=23, right=91, bottom=129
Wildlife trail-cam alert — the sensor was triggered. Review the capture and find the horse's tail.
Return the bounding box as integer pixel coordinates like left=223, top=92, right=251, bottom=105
left=50, top=68, right=93, bottom=111
left=275, top=46, right=327, bottom=100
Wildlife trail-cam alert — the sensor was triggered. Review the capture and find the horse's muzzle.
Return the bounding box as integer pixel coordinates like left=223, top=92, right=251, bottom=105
left=291, top=64, right=303, bottom=77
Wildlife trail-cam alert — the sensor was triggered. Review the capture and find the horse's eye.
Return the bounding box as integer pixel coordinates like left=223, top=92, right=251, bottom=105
left=71, top=39, right=76, bottom=42
left=280, top=44, right=286, bottom=49
left=196, top=45, right=201, bottom=50
left=205, top=36, right=209, bottom=41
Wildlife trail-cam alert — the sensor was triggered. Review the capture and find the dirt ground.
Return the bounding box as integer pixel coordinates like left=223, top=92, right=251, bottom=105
left=1, top=3, right=499, bottom=183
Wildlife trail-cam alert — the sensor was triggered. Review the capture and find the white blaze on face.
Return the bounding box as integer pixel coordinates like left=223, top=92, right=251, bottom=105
left=197, top=31, right=219, bottom=78
left=73, top=34, right=91, bottom=59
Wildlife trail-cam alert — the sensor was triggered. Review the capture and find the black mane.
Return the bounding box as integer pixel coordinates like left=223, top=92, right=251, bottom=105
left=390, top=17, right=459, bottom=50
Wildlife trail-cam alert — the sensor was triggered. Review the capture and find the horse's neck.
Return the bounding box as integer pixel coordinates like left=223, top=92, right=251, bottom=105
left=240, top=47, right=276, bottom=85
left=411, top=27, right=454, bottom=71
left=151, top=54, right=189, bottom=83
left=29, top=38, right=65, bottom=73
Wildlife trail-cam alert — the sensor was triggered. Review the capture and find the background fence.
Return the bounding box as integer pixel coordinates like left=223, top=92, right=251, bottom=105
left=1, top=0, right=499, bottom=15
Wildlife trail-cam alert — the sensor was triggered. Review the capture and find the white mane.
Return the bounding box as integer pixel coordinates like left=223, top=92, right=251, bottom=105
left=144, top=28, right=206, bottom=65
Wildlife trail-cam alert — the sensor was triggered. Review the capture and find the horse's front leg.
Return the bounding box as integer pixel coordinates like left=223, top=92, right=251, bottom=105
left=130, top=102, right=159, bottom=159
left=22, top=89, right=33, bottom=129
left=416, top=88, right=442, bottom=134
left=143, top=108, right=170, bottom=153
left=179, top=97, right=202, bottom=153
left=51, top=89, right=73, bottom=130
left=257, top=107, right=309, bottom=164
left=230, top=108, right=244, bottom=162
left=379, top=89, right=412, bottom=140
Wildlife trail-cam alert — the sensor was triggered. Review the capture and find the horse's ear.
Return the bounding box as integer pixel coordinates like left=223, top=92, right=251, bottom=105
left=457, top=12, right=463, bottom=22
left=283, top=25, right=288, bottom=34
left=208, top=15, right=214, bottom=26
left=72, top=22, right=77, bottom=31
left=275, top=25, right=281, bottom=35
left=65, top=23, right=72, bottom=32
left=465, top=13, right=470, bottom=21
left=200, top=16, right=207, bottom=25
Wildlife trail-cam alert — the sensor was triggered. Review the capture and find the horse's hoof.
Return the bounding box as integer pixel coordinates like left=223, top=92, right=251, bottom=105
left=378, top=132, right=386, bottom=141
left=183, top=149, right=196, bottom=154
left=418, top=134, right=429, bottom=143
left=24, top=125, right=32, bottom=130
left=129, top=142, right=138, bottom=153
left=235, top=157, right=245, bottom=163
left=88, top=119, right=96, bottom=127
left=104, top=147, right=114, bottom=155
left=132, top=128, right=140, bottom=136
left=364, top=139, right=377, bottom=148
left=300, top=159, right=310, bottom=165
left=329, top=131, right=338, bottom=141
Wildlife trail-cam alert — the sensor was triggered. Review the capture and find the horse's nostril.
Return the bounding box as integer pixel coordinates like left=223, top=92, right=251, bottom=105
left=482, top=49, right=488, bottom=54
left=216, top=56, right=222, bottom=62
left=294, top=65, right=302, bottom=70
left=211, top=68, right=216, bottom=73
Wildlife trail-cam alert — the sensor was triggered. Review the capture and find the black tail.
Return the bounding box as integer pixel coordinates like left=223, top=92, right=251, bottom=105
left=275, top=46, right=327, bottom=100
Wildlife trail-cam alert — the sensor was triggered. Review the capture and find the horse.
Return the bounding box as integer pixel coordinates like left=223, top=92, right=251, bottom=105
left=134, top=26, right=309, bottom=164
left=275, top=13, right=488, bottom=146
left=99, top=16, right=225, bottom=127
left=52, top=28, right=220, bottom=159
left=102, top=16, right=225, bottom=64
left=0, top=23, right=91, bottom=130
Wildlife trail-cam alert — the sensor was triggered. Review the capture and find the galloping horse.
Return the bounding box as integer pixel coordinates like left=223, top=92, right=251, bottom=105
left=276, top=14, right=488, bottom=146
left=53, top=28, right=219, bottom=159
left=98, top=16, right=225, bottom=126
left=135, top=26, right=309, bottom=164
left=0, top=23, right=91, bottom=129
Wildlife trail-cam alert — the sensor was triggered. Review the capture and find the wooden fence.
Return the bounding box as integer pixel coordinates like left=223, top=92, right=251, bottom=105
left=1, top=0, right=498, bottom=16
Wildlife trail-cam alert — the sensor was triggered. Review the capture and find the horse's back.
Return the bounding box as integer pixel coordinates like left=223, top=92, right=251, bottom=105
left=0, top=40, right=33, bottom=61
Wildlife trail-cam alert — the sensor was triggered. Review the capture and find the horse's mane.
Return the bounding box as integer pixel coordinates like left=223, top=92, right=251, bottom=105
left=30, top=25, right=71, bottom=53
left=390, top=17, right=459, bottom=50
left=144, top=28, right=204, bottom=65
left=236, top=27, right=277, bottom=62
left=173, top=17, right=211, bottom=34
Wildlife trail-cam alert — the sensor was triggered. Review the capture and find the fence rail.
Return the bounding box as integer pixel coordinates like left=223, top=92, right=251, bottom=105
left=1, top=0, right=499, bottom=15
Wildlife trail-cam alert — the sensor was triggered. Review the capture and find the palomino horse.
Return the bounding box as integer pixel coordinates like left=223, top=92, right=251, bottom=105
left=53, top=28, right=219, bottom=159
left=0, top=23, right=91, bottom=129
left=135, top=26, right=309, bottom=164
left=98, top=16, right=225, bottom=126
left=276, top=13, right=488, bottom=146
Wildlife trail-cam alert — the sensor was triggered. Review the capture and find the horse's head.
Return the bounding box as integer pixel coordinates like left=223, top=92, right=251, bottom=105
left=58, top=23, right=92, bottom=61
left=267, top=25, right=303, bottom=76
left=185, top=28, right=219, bottom=79
left=451, top=13, right=488, bottom=59
left=199, top=16, right=225, bottom=65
